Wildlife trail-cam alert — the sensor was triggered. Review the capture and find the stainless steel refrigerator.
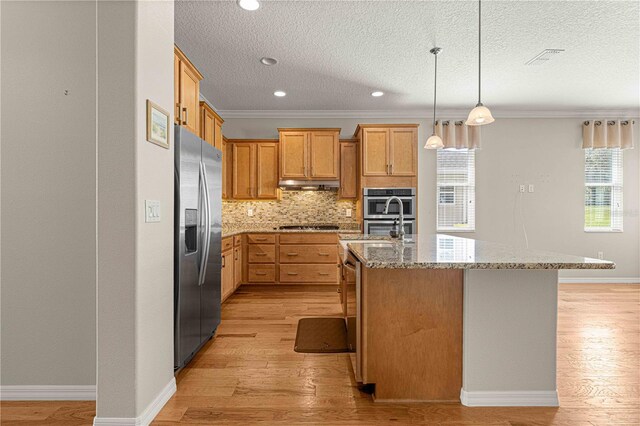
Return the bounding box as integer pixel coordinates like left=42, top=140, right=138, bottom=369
left=174, top=125, right=222, bottom=370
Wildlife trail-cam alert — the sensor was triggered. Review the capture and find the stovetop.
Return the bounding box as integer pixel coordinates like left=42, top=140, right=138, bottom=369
left=278, top=225, right=340, bottom=231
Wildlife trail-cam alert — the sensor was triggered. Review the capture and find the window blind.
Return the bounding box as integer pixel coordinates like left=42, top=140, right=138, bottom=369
left=437, top=149, right=475, bottom=231
left=584, top=149, right=623, bottom=232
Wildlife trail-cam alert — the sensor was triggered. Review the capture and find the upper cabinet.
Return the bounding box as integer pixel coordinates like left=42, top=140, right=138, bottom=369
left=222, top=136, right=232, bottom=200
left=228, top=140, right=279, bottom=200
left=279, top=129, right=340, bottom=180
left=356, top=124, right=418, bottom=187
left=339, top=139, right=358, bottom=199
left=174, top=45, right=203, bottom=136
left=199, top=102, right=224, bottom=150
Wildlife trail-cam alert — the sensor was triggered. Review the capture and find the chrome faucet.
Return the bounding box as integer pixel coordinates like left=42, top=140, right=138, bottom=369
left=383, top=196, right=405, bottom=240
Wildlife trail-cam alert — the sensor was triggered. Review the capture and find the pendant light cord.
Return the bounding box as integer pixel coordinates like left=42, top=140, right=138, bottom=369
left=478, top=0, right=482, bottom=104
left=433, top=52, right=438, bottom=132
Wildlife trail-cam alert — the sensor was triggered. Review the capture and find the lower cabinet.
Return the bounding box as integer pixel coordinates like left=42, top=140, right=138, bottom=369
left=221, top=235, right=244, bottom=302
left=246, top=233, right=339, bottom=285
left=221, top=247, right=234, bottom=302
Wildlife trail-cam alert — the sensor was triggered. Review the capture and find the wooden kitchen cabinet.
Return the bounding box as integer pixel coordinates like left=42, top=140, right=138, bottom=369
left=222, top=136, right=232, bottom=199
left=199, top=102, right=224, bottom=150
left=229, top=140, right=279, bottom=200
left=232, top=143, right=255, bottom=199
left=355, top=124, right=418, bottom=188
left=256, top=143, right=279, bottom=199
left=174, top=45, right=203, bottom=135
left=279, top=128, right=340, bottom=180
left=339, top=140, right=358, bottom=199
left=233, top=245, right=243, bottom=289
left=221, top=243, right=234, bottom=302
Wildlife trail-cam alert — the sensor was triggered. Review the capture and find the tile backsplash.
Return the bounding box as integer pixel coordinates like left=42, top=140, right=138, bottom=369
left=222, top=191, right=359, bottom=229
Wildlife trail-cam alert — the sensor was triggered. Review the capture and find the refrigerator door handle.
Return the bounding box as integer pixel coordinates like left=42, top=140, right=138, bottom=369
left=198, top=161, right=211, bottom=286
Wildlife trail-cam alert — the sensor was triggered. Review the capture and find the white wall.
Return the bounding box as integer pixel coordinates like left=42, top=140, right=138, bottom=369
left=222, top=116, right=639, bottom=281
left=1, top=0, right=97, bottom=388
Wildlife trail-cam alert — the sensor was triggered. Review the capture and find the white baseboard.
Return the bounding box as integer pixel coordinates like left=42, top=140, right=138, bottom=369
left=93, top=377, right=176, bottom=426
left=559, top=277, right=640, bottom=284
left=0, top=385, right=96, bottom=401
left=460, top=389, right=559, bottom=407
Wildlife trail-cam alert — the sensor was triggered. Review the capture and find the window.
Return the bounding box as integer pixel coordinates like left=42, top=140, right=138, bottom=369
left=584, top=149, right=623, bottom=232
left=437, top=149, right=475, bottom=231
left=439, top=186, right=455, bottom=204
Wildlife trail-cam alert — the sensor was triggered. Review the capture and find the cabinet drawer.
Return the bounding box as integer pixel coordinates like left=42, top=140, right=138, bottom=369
left=233, top=235, right=242, bottom=247
left=248, top=264, right=276, bottom=283
left=222, top=237, right=233, bottom=251
left=279, top=264, right=338, bottom=283
left=247, top=234, right=276, bottom=244
left=279, top=233, right=337, bottom=245
left=279, top=245, right=338, bottom=264
left=248, top=244, right=276, bottom=263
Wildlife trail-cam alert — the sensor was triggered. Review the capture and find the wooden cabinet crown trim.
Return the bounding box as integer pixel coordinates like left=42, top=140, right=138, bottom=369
left=353, top=123, right=419, bottom=138
left=174, top=44, right=204, bottom=81
left=227, top=138, right=279, bottom=144
left=278, top=128, right=341, bottom=133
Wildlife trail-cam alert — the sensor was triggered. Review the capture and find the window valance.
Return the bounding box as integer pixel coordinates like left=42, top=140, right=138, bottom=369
left=435, top=120, right=481, bottom=150
left=582, top=120, right=635, bottom=149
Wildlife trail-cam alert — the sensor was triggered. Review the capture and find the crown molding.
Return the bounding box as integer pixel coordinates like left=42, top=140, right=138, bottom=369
left=218, top=109, right=640, bottom=120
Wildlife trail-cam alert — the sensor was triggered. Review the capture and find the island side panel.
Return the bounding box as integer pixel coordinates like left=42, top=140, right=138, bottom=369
left=462, top=269, right=559, bottom=407
left=362, top=267, right=463, bottom=402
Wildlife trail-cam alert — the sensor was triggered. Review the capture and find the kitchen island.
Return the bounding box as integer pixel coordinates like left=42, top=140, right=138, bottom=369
left=340, top=234, right=614, bottom=407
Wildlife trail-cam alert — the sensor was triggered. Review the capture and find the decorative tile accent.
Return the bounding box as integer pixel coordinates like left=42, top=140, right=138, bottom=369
left=222, top=190, right=359, bottom=230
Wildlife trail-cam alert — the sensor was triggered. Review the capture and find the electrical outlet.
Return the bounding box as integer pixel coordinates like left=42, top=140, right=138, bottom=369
left=528, top=184, right=534, bottom=193
left=519, top=185, right=525, bottom=193
left=247, top=208, right=254, bottom=217
left=597, top=251, right=604, bottom=260
left=346, top=208, right=352, bottom=217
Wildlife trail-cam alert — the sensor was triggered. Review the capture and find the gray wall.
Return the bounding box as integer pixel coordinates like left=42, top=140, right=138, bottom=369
left=1, top=0, right=97, bottom=386
left=222, top=116, right=640, bottom=280
left=96, top=0, right=175, bottom=419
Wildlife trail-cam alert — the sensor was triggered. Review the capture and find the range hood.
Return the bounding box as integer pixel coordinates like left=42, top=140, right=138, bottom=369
left=278, top=179, right=339, bottom=191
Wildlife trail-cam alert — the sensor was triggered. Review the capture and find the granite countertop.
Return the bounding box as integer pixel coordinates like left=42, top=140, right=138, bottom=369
left=342, top=234, right=615, bottom=270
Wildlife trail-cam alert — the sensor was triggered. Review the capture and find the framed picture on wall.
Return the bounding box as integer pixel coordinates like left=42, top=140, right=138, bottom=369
left=146, top=100, right=170, bottom=149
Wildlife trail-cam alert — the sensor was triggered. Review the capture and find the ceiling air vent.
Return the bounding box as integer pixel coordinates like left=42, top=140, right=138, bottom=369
left=525, top=49, right=565, bottom=66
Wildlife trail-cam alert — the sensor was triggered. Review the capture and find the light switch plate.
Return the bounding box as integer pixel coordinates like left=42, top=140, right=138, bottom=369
left=346, top=208, right=352, bottom=217
left=247, top=208, right=254, bottom=217
left=145, top=200, right=161, bottom=223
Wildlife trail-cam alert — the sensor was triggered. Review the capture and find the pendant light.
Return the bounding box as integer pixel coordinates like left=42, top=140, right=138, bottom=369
left=425, top=47, right=444, bottom=149
left=466, top=0, right=495, bottom=126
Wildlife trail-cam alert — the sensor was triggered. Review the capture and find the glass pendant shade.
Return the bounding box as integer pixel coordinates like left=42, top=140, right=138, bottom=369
left=466, top=103, right=495, bottom=126
left=424, top=133, right=444, bottom=149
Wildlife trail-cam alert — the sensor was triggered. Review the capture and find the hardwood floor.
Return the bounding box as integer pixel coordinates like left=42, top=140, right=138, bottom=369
left=2, top=283, right=638, bottom=425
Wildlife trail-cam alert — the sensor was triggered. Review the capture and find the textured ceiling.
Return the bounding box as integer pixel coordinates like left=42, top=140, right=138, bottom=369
left=175, top=0, right=640, bottom=112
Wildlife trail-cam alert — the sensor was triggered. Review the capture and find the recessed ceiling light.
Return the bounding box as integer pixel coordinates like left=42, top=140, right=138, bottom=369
left=371, top=91, right=384, bottom=97
left=274, top=91, right=286, bottom=97
left=260, top=57, right=278, bottom=66
left=237, top=0, right=259, bottom=11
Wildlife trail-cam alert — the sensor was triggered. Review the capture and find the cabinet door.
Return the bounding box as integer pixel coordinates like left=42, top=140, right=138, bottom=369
left=200, top=105, right=215, bottom=146
left=389, top=127, right=417, bottom=176
left=174, top=54, right=181, bottom=124
left=362, top=128, right=389, bottom=176
left=179, top=61, right=200, bottom=135
left=232, top=143, right=255, bottom=199
left=221, top=250, right=234, bottom=301
left=233, top=246, right=243, bottom=289
left=280, top=132, right=308, bottom=179
left=309, top=131, right=339, bottom=179
left=256, top=143, right=279, bottom=199
left=214, top=118, right=223, bottom=151
left=222, top=141, right=232, bottom=199
left=340, top=142, right=357, bottom=199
